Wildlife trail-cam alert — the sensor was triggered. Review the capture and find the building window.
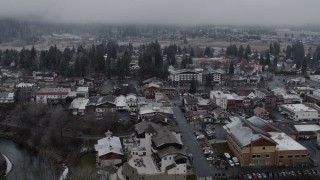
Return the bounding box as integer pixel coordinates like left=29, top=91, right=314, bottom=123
left=295, top=155, right=300, bottom=158
left=288, top=155, right=292, bottom=158
left=257, top=154, right=261, bottom=158
left=164, top=157, right=167, bottom=160
left=265, top=154, right=270, bottom=158
left=262, top=147, right=265, bottom=150
left=252, top=155, right=256, bottom=158
left=302, top=155, right=307, bottom=157
left=279, top=156, right=284, bottom=158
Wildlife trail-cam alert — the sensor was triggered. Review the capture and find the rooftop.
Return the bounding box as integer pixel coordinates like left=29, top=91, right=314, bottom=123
left=69, top=98, right=89, bottom=110
left=269, top=132, right=307, bottom=151
left=95, top=134, right=123, bottom=157
left=294, top=124, right=320, bottom=132
left=281, top=104, right=317, bottom=112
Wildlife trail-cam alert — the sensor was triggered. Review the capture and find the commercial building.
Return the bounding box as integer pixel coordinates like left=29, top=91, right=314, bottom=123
left=168, top=68, right=203, bottom=84
left=35, top=88, right=71, bottom=104
left=224, top=116, right=309, bottom=167
left=279, top=103, right=320, bottom=121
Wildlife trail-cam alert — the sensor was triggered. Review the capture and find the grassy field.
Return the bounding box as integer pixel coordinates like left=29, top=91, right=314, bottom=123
left=211, top=142, right=231, bottom=157
left=78, top=153, right=96, bottom=168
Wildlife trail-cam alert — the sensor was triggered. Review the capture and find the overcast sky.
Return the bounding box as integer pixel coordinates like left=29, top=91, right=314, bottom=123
left=0, top=0, right=319, bottom=26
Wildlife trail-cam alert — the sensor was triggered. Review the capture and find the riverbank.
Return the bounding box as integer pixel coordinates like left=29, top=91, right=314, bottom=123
left=1, top=153, right=12, bottom=176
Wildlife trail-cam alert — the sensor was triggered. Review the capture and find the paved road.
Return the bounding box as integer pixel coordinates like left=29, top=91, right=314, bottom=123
left=172, top=98, right=223, bottom=177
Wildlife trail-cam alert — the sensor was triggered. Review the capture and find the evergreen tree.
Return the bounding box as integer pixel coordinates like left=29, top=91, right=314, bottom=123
left=244, top=44, right=251, bottom=60
left=259, top=54, right=265, bottom=65
left=206, top=74, right=212, bottom=87
left=302, top=57, right=307, bottom=74
left=238, top=45, right=244, bottom=60
left=189, top=77, right=197, bottom=94
left=273, top=56, right=278, bottom=72
left=190, top=48, right=195, bottom=57
left=265, top=51, right=271, bottom=65
left=285, top=45, right=292, bottom=59
left=229, top=61, right=234, bottom=74
left=269, top=43, right=275, bottom=55
left=204, top=47, right=214, bottom=58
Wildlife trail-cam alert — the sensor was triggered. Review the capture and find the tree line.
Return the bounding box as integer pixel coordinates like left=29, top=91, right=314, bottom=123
left=0, top=41, right=134, bottom=78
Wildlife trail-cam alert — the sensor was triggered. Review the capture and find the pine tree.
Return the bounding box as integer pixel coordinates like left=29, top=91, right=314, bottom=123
left=189, top=77, right=197, bottom=94
left=229, top=62, right=234, bottom=74
left=302, top=58, right=307, bottom=74
left=206, top=74, right=212, bottom=87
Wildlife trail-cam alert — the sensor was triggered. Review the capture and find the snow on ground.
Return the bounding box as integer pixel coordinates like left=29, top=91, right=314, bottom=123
left=59, top=167, right=69, bottom=180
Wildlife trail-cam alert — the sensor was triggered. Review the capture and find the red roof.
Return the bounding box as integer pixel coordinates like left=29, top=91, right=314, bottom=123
left=254, top=107, right=268, bottom=114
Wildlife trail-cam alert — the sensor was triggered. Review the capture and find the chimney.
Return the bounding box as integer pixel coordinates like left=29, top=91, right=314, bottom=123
left=105, top=130, right=113, bottom=137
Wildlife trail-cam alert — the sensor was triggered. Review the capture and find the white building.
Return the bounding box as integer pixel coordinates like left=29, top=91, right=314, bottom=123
left=35, top=88, right=71, bottom=104
left=210, top=91, right=227, bottom=110
left=115, top=95, right=129, bottom=111
left=16, top=83, right=34, bottom=88
left=117, top=122, right=187, bottom=180
left=310, top=75, right=320, bottom=83
left=168, top=68, right=202, bottom=83
left=76, top=87, right=89, bottom=98
left=279, top=103, right=320, bottom=121
left=95, top=131, right=124, bottom=167
left=69, top=98, right=89, bottom=115
left=0, top=92, right=15, bottom=104
left=126, top=93, right=137, bottom=112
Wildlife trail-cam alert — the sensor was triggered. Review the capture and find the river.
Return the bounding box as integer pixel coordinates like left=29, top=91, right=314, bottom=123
left=0, top=139, right=46, bottom=180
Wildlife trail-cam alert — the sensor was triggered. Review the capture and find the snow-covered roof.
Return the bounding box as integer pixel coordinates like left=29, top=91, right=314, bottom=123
left=16, top=82, right=34, bottom=88
left=294, top=124, right=320, bottom=132
left=69, top=98, right=89, bottom=110
left=247, top=92, right=257, bottom=99
left=139, top=106, right=173, bottom=115
left=95, top=134, right=123, bottom=157
left=269, top=132, right=307, bottom=151
left=115, top=95, right=128, bottom=107
left=281, top=104, right=317, bottom=112
left=76, top=87, right=89, bottom=92
left=223, top=118, right=272, bottom=147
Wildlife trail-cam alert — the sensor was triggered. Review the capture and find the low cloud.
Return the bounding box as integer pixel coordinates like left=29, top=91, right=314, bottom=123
left=0, top=0, right=319, bottom=26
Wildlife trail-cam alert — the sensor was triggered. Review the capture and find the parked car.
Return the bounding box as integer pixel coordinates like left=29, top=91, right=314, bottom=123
left=206, top=155, right=214, bottom=161
left=196, top=134, right=205, bottom=140
left=232, top=157, right=240, bottom=166
left=224, top=153, right=231, bottom=160
left=228, top=160, right=235, bottom=167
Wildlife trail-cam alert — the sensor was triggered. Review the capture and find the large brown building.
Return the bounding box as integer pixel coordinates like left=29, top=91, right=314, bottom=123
left=224, top=116, right=309, bottom=167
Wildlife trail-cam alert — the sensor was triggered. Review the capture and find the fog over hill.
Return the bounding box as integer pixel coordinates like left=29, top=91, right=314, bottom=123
left=0, top=0, right=320, bottom=26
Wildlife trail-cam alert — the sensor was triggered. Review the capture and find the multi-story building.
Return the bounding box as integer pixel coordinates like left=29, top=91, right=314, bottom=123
left=210, top=91, right=227, bottom=110
left=118, top=122, right=187, bottom=180
left=169, top=69, right=202, bottom=84
left=126, top=93, right=138, bottom=112
left=224, top=116, right=309, bottom=167
left=35, top=88, right=71, bottom=104
left=95, top=131, right=124, bottom=167
left=0, top=92, right=15, bottom=104
left=279, top=103, right=320, bottom=121
left=86, top=95, right=117, bottom=113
